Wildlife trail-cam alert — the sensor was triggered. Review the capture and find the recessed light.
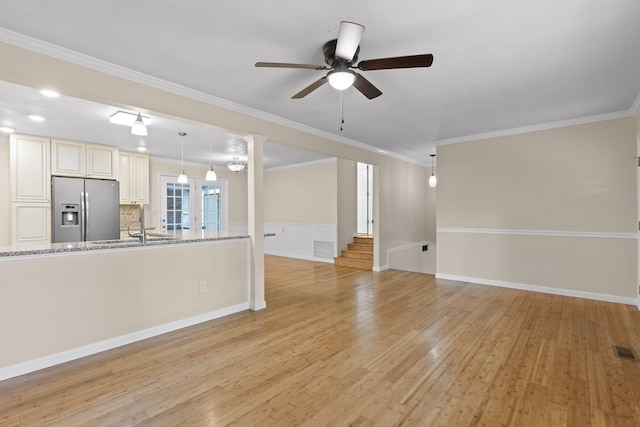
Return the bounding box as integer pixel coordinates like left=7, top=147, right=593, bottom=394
left=40, top=89, right=60, bottom=98
left=0, top=126, right=16, bottom=133
left=136, top=146, right=148, bottom=152
left=27, top=114, right=46, bottom=122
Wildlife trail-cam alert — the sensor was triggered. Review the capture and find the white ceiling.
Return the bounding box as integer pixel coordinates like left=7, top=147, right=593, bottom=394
left=1, top=0, right=639, bottom=166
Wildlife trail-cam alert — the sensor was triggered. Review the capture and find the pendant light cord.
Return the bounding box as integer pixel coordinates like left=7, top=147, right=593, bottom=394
left=340, top=90, right=344, bottom=131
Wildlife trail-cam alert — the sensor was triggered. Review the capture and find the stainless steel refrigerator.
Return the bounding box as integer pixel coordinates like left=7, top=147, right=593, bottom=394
left=51, top=176, right=120, bottom=243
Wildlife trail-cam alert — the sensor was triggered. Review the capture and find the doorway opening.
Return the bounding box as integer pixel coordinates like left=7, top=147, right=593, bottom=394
left=357, top=162, right=373, bottom=236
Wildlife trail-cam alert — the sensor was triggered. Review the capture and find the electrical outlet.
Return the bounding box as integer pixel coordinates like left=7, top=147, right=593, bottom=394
left=199, top=281, right=206, bottom=293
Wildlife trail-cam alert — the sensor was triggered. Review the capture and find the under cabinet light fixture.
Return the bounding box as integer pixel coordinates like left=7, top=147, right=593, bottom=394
left=177, top=132, right=188, bottom=184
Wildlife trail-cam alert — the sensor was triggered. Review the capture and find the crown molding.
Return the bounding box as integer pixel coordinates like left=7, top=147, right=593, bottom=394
left=632, top=91, right=640, bottom=115
left=0, top=29, right=425, bottom=167
left=264, top=157, right=337, bottom=172
left=435, top=110, right=635, bottom=147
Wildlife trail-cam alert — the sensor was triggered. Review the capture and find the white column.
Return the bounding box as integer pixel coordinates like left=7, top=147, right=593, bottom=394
left=244, top=134, right=267, bottom=310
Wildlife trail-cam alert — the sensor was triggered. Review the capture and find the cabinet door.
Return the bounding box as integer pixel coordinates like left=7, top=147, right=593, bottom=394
left=118, top=152, right=132, bottom=203
left=51, top=139, right=86, bottom=177
left=87, top=144, right=118, bottom=179
left=12, top=203, right=50, bottom=244
left=132, top=153, right=149, bottom=204
left=10, top=134, right=51, bottom=202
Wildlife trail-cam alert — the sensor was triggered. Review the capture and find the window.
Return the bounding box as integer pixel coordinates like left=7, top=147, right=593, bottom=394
left=160, top=175, right=228, bottom=232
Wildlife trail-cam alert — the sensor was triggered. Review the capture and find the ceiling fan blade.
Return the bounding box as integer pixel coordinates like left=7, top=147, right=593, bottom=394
left=292, top=76, right=328, bottom=99
left=357, top=54, right=434, bottom=71
left=255, top=62, right=327, bottom=70
left=353, top=73, right=382, bottom=99
left=335, top=21, right=365, bottom=61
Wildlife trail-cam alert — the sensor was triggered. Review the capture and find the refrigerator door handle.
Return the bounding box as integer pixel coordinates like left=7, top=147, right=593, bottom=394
left=80, top=191, right=86, bottom=241
left=85, top=191, right=90, bottom=241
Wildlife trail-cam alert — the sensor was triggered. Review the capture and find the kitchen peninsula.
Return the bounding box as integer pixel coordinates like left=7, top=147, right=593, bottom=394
left=0, top=231, right=270, bottom=381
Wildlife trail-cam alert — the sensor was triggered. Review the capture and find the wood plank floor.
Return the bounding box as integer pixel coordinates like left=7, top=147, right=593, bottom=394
left=2, top=255, right=640, bottom=426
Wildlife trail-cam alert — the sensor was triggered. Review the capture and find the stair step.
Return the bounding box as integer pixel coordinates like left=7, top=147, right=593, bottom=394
left=348, top=243, right=373, bottom=253
left=353, top=236, right=374, bottom=245
left=341, top=250, right=373, bottom=260
left=334, top=257, right=373, bottom=270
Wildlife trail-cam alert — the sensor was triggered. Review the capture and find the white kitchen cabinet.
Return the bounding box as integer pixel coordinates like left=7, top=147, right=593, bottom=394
left=11, top=203, right=50, bottom=244
left=10, top=134, right=51, bottom=202
left=87, top=143, right=118, bottom=179
left=51, top=139, right=118, bottom=179
left=118, top=151, right=149, bottom=204
left=51, top=139, right=86, bottom=177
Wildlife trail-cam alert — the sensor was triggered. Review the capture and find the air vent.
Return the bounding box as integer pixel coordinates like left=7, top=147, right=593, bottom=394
left=313, top=241, right=334, bottom=259
left=612, top=345, right=639, bottom=361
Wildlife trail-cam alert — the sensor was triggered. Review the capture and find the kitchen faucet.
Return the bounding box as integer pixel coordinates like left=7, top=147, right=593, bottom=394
left=128, top=203, right=147, bottom=244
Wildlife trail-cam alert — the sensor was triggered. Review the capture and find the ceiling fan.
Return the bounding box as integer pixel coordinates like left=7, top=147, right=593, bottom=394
left=255, top=21, right=434, bottom=100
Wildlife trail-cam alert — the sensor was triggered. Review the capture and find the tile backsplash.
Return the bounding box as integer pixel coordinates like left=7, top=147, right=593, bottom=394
left=119, top=204, right=141, bottom=230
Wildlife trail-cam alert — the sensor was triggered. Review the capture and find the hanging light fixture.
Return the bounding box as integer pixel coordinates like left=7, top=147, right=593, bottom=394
left=131, top=113, right=148, bottom=136
left=205, top=131, right=217, bottom=181
left=177, top=132, right=188, bottom=184
left=429, top=154, right=437, bottom=188
left=227, top=157, right=245, bottom=172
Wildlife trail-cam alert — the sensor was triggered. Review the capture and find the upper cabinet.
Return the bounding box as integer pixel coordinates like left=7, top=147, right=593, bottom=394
left=10, top=134, right=51, bottom=202
left=118, top=151, right=149, bottom=204
left=51, top=139, right=118, bottom=179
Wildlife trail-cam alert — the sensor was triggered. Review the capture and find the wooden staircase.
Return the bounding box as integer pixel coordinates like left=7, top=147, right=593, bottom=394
left=334, top=235, right=373, bottom=270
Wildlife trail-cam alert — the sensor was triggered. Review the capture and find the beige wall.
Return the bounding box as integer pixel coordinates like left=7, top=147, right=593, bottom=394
left=264, top=159, right=337, bottom=224
left=337, top=158, right=357, bottom=253
left=437, top=117, right=638, bottom=300
left=0, top=138, right=10, bottom=246
left=0, top=240, right=249, bottom=374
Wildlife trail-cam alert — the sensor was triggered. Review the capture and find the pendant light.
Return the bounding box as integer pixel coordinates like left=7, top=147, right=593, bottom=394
left=227, top=157, right=245, bottom=172
left=131, top=113, right=148, bottom=136
left=429, top=154, right=437, bottom=188
left=177, top=132, right=188, bottom=184
left=205, top=131, right=217, bottom=181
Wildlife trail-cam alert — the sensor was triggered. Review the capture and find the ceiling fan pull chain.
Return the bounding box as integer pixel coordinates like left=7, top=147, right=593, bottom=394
left=340, top=90, right=345, bottom=131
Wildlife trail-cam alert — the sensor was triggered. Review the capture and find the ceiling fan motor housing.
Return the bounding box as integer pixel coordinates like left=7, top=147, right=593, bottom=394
left=323, top=39, right=359, bottom=67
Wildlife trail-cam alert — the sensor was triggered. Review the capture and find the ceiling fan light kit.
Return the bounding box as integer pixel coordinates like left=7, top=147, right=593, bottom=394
left=256, top=21, right=433, bottom=100
left=328, top=68, right=356, bottom=90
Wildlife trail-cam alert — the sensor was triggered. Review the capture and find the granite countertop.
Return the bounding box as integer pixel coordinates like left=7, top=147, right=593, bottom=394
left=0, top=231, right=275, bottom=258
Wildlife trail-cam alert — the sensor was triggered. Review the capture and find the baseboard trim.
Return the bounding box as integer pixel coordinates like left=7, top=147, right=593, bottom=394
left=250, top=301, right=267, bottom=311
left=435, top=273, right=637, bottom=306
left=0, top=302, right=250, bottom=382
left=373, top=265, right=389, bottom=272
left=264, top=250, right=335, bottom=264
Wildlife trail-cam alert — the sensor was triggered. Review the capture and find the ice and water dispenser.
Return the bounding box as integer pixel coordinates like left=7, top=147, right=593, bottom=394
left=60, top=204, right=79, bottom=227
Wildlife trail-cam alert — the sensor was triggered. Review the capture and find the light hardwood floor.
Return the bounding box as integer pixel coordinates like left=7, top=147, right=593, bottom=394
left=2, top=255, right=640, bottom=426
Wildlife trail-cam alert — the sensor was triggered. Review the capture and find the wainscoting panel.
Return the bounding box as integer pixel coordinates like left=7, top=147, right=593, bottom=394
left=264, top=223, right=337, bottom=262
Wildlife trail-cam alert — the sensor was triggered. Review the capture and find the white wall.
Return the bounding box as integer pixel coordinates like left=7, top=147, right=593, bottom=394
left=437, top=117, right=638, bottom=303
